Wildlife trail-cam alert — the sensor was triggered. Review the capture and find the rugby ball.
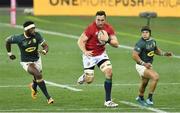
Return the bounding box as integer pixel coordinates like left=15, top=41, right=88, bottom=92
left=97, top=30, right=109, bottom=45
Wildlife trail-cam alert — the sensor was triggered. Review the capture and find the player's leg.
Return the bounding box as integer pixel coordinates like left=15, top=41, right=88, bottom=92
left=98, top=59, right=118, bottom=107
left=99, top=60, right=112, bottom=101
left=77, top=67, right=95, bottom=84
left=136, top=77, right=149, bottom=106
left=135, top=64, right=149, bottom=106
left=77, top=54, right=96, bottom=84
left=139, top=77, right=149, bottom=99
left=35, top=58, right=53, bottom=103
left=29, top=76, right=38, bottom=99
left=144, top=69, right=159, bottom=105
left=28, top=63, right=53, bottom=104
left=20, top=62, right=38, bottom=99
left=32, top=77, right=38, bottom=91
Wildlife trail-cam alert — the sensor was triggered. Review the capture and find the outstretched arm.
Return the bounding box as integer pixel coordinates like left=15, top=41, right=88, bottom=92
left=155, top=47, right=173, bottom=57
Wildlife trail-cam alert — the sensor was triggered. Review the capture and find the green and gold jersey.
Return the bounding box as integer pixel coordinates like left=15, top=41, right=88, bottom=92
left=134, top=37, right=157, bottom=64
left=7, top=32, right=45, bottom=62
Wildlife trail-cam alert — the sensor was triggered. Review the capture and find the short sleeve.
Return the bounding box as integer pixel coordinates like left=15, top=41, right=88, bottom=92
left=6, top=35, right=19, bottom=44
left=134, top=42, right=143, bottom=53
left=36, top=32, right=45, bottom=45
left=154, top=40, right=158, bottom=50
left=108, top=25, right=115, bottom=36
left=84, top=26, right=92, bottom=38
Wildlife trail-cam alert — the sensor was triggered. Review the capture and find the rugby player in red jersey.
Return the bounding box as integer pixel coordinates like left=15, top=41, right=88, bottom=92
left=77, top=11, right=119, bottom=107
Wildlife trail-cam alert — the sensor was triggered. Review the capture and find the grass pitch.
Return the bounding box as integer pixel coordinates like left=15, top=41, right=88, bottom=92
left=0, top=12, right=180, bottom=112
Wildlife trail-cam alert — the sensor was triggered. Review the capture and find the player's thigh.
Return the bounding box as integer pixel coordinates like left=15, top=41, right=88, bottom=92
left=20, top=61, right=41, bottom=77
left=98, top=60, right=112, bottom=72
left=20, top=62, right=32, bottom=72
left=144, top=69, right=159, bottom=81
left=20, top=59, right=42, bottom=73
left=34, top=58, right=42, bottom=72
left=97, top=52, right=111, bottom=72
left=28, top=63, right=42, bottom=80
left=98, top=60, right=112, bottom=79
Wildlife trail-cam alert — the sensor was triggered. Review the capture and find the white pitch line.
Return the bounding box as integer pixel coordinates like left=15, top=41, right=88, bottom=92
left=0, top=85, right=27, bottom=88
left=0, top=81, right=82, bottom=92
left=0, top=23, right=79, bottom=39
left=1, top=22, right=180, bottom=59
left=1, top=82, right=179, bottom=88
left=68, top=82, right=180, bottom=86
left=119, top=45, right=133, bottom=50
left=119, top=101, right=167, bottom=113
left=45, top=80, right=82, bottom=92
left=0, top=107, right=175, bottom=112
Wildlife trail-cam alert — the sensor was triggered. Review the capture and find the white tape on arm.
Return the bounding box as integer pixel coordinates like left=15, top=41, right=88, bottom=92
left=7, top=52, right=12, bottom=56
left=41, top=50, right=47, bottom=54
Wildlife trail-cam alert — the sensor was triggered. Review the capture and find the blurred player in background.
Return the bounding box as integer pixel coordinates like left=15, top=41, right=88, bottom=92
left=77, top=10, right=119, bottom=107
left=5, top=21, right=54, bottom=104
left=132, top=26, right=173, bottom=106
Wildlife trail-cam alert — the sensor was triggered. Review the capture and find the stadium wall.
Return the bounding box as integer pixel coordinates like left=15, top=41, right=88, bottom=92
left=34, top=0, right=180, bottom=17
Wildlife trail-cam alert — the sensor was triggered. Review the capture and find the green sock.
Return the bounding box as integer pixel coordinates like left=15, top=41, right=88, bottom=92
left=37, top=80, right=51, bottom=99
left=104, top=79, right=112, bottom=101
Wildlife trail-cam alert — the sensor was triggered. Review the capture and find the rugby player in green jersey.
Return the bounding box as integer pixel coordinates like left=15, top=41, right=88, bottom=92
left=5, top=21, right=54, bottom=104
left=132, top=26, right=173, bottom=106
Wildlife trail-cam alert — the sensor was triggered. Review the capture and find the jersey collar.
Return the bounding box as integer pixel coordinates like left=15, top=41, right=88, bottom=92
left=24, top=33, right=31, bottom=38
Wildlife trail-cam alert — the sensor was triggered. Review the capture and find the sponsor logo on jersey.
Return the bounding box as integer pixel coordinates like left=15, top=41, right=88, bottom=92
left=33, top=38, right=37, bottom=43
left=28, top=40, right=32, bottom=44
left=146, top=41, right=156, bottom=50
left=147, top=51, right=155, bottom=57
left=25, top=47, right=36, bottom=52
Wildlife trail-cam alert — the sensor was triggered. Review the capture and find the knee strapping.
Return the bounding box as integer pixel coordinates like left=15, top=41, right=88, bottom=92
left=84, top=69, right=94, bottom=84
left=100, top=60, right=112, bottom=72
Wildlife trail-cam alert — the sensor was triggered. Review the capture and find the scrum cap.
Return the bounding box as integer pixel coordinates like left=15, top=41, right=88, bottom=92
left=141, top=26, right=151, bottom=34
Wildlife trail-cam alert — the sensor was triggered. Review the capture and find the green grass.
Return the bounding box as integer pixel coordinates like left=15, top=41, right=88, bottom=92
left=0, top=12, right=180, bottom=112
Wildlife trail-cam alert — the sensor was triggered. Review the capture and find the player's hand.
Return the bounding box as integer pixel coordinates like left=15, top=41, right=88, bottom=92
left=9, top=54, right=16, bottom=60
left=164, top=52, right=173, bottom=57
left=7, top=52, right=16, bottom=60
left=84, top=51, right=93, bottom=56
left=143, top=63, right=152, bottom=69
left=39, top=50, right=47, bottom=55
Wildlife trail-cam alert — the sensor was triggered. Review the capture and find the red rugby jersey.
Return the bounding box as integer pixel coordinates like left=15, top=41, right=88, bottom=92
left=84, top=21, right=115, bottom=56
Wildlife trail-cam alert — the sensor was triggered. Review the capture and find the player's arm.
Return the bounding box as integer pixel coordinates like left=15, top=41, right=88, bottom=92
left=37, top=32, right=48, bottom=55
left=155, top=47, right=173, bottom=57
left=108, top=35, right=119, bottom=48
left=132, top=50, right=152, bottom=69
left=5, top=36, right=16, bottom=60
left=132, top=50, right=144, bottom=65
left=40, top=41, right=49, bottom=55
left=77, top=33, right=93, bottom=56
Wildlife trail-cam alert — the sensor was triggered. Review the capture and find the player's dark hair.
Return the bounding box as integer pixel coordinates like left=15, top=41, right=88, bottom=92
left=96, top=10, right=106, bottom=18
left=23, top=21, right=34, bottom=28
left=141, top=26, right=151, bottom=34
